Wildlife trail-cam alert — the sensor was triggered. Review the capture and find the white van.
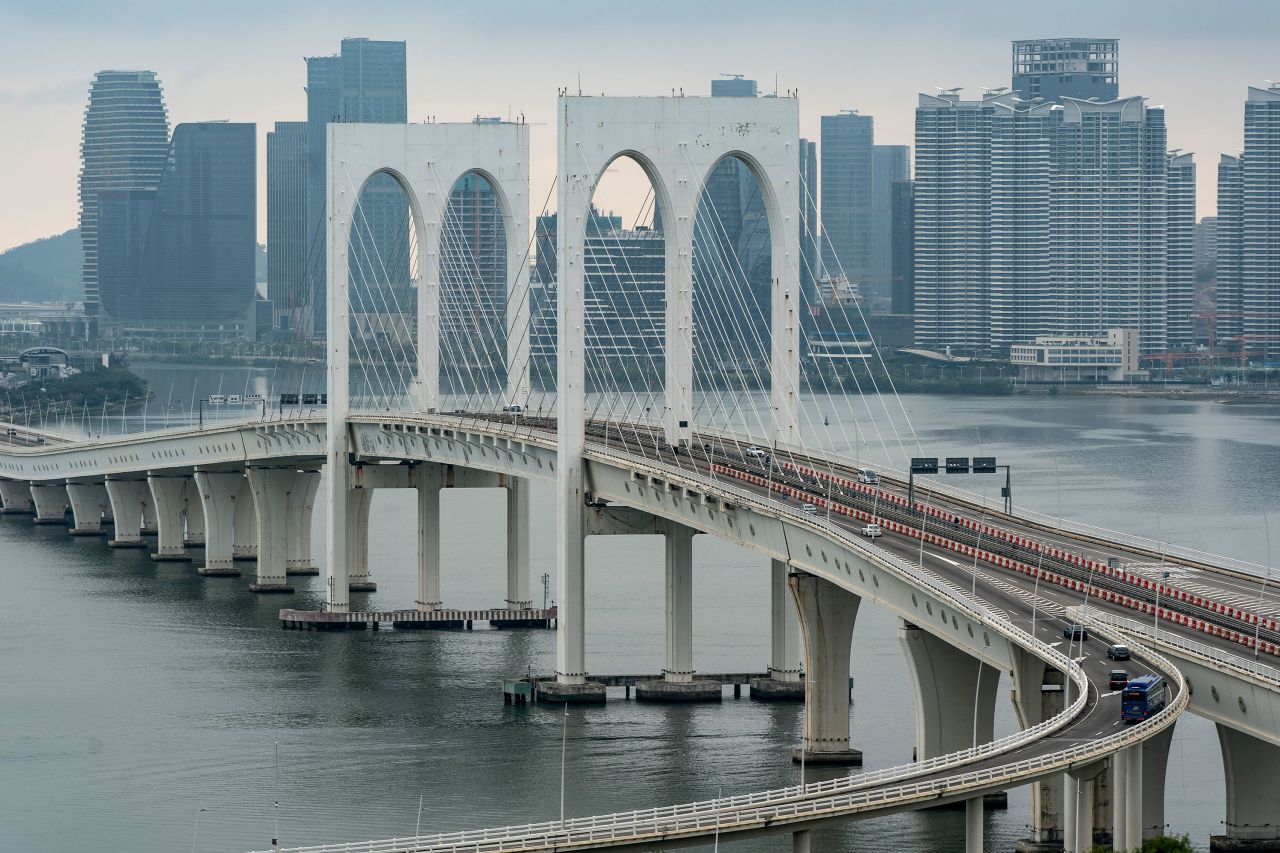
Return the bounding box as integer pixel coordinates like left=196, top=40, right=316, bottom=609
left=857, top=468, right=879, bottom=485
left=861, top=523, right=883, bottom=538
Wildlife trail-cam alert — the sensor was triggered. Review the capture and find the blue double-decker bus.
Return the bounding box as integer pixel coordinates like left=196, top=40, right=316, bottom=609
left=1121, top=675, right=1168, bottom=723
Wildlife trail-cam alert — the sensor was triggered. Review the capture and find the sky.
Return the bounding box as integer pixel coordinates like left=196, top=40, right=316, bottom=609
left=0, top=0, right=1277, bottom=253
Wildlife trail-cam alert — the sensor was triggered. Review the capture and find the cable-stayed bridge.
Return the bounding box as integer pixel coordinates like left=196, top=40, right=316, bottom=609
left=2, top=96, right=1279, bottom=853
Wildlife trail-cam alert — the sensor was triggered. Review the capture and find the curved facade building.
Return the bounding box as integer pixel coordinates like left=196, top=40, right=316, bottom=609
left=79, top=71, right=170, bottom=318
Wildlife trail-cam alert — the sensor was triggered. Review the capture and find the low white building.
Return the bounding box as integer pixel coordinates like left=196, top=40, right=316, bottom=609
left=1009, top=329, right=1147, bottom=382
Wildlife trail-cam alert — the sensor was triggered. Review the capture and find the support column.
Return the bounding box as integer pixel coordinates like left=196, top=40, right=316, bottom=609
left=246, top=467, right=295, bottom=594
left=140, top=496, right=158, bottom=536
left=538, top=517, right=602, bottom=704
left=966, top=796, right=984, bottom=853
left=789, top=571, right=862, bottom=765
left=415, top=463, right=444, bottom=610
left=662, top=192, right=694, bottom=448
left=1112, top=750, right=1128, bottom=853
left=346, top=484, right=376, bottom=592
left=285, top=470, right=320, bottom=576
left=147, top=474, right=190, bottom=561
left=638, top=524, right=718, bottom=702
left=0, top=479, right=33, bottom=514
left=792, top=830, right=811, bottom=853
left=1072, top=776, right=1095, bottom=853
left=1012, top=649, right=1067, bottom=852
left=30, top=483, right=69, bottom=525
left=1211, top=724, right=1280, bottom=850
left=181, top=479, right=204, bottom=547
left=66, top=482, right=111, bottom=535
left=232, top=477, right=256, bottom=561
left=1141, top=717, right=1174, bottom=841
left=1063, top=773, right=1078, bottom=853
left=105, top=477, right=148, bottom=548
left=504, top=477, right=532, bottom=609
left=1124, top=744, right=1144, bottom=852
left=194, top=470, right=243, bottom=577
left=752, top=559, right=805, bottom=701
left=899, top=620, right=999, bottom=759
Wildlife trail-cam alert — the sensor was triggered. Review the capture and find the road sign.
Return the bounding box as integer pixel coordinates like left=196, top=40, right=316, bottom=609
left=946, top=457, right=971, bottom=474
left=973, top=456, right=997, bottom=473
left=279, top=393, right=299, bottom=405
left=911, top=457, right=939, bottom=474
left=302, top=393, right=319, bottom=405
left=207, top=394, right=225, bottom=405
left=227, top=394, right=242, bottom=405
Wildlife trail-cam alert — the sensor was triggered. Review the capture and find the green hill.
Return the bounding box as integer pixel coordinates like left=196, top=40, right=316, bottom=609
left=0, top=229, right=82, bottom=303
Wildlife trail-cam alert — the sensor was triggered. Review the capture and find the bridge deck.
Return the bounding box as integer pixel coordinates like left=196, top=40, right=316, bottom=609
left=279, top=607, right=555, bottom=629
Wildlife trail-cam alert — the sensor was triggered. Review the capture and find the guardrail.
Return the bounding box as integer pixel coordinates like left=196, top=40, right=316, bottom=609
left=1079, top=606, right=1280, bottom=687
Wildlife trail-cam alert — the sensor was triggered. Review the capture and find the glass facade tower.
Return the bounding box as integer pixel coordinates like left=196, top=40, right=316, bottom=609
left=79, top=70, right=170, bottom=320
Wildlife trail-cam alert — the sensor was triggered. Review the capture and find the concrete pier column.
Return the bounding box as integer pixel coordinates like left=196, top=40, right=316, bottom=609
left=146, top=475, right=191, bottom=560
left=965, top=796, right=984, bottom=853
left=1012, top=650, right=1066, bottom=851
left=194, top=470, right=243, bottom=577
left=285, top=470, right=320, bottom=576
left=792, top=830, right=811, bottom=853
left=346, top=484, right=375, bottom=592
left=1111, top=750, right=1127, bottom=852
left=638, top=524, right=718, bottom=702
left=66, top=482, right=111, bottom=535
left=538, top=517, right=603, bottom=704
left=1140, top=718, right=1174, bottom=841
left=1212, top=724, right=1280, bottom=850
left=899, top=620, right=999, bottom=760
left=232, top=477, right=256, bottom=560
left=140, top=496, right=158, bottom=536
left=1123, top=744, right=1144, bottom=852
left=30, top=483, right=69, bottom=525
left=246, top=467, right=295, bottom=593
left=105, top=477, right=148, bottom=547
left=789, top=571, right=862, bottom=765
left=1073, top=776, right=1095, bottom=853
left=0, top=479, right=33, bottom=514
left=415, top=463, right=444, bottom=610
left=504, top=477, right=532, bottom=608
left=752, top=559, right=805, bottom=701
left=181, top=479, right=204, bottom=547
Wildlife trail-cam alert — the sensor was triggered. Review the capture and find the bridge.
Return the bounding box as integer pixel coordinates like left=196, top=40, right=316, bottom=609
left=1, top=97, right=1278, bottom=853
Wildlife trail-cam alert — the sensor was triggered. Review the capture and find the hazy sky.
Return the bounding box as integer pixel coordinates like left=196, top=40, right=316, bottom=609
left=1, top=0, right=1276, bottom=252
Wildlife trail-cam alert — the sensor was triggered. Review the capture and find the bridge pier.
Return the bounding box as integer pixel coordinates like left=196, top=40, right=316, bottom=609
left=1111, top=743, right=1144, bottom=852
left=1211, top=724, right=1280, bottom=850
left=194, top=470, right=244, bottom=576
left=751, top=559, right=805, bottom=701
left=966, top=796, right=984, bottom=853
left=285, top=470, right=320, bottom=576
left=638, top=523, right=720, bottom=702
left=66, top=482, right=111, bottom=535
left=147, top=474, right=191, bottom=561
left=504, top=477, right=532, bottom=609
left=30, top=482, right=69, bottom=525
left=104, top=477, right=148, bottom=547
left=0, top=478, right=33, bottom=514
left=181, top=479, right=204, bottom=547
left=789, top=571, right=862, bottom=765
left=899, top=619, right=999, bottom=759
left=346, top=482, right=376, bottom=592
left=792, top=829, right=811, bottom=853
left=140, top=495, right=158, bottom=537
left=232, top=477, right=256, bottom=561
left=541, top=525, right=604, bottom=704
left=246, top=467, right=295, bottom=593
left=415, top=463, right=444, bottom=610
left=1012, top=650, right=1067, bottom=850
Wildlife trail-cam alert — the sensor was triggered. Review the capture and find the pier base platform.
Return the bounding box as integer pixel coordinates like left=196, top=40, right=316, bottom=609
left=69, top=528, right=107, bottom=537
left=286, top=566, right=320, bottom=576
left=349, top=581, right=378, bottom=592
left=1211, top=838, right=1280, bottom=851
left=151, top=552, right=192, bottom=562
left=249, top=582, right=294, bottom=594
left=1013, top=840, right=1063, bottom=853
left=108, top=539, right=147, bottom=549
left=198, top=566, right=242, bottom=577
left=750, top=677, right=805, bottom=701
left=537, top=681, right=607, bottom=704
left=791, top=747, right=863, bottom=766
left=636, top=680, right=723, bottom=702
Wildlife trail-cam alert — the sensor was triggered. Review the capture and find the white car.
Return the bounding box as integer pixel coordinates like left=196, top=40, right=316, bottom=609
left=800, top=503, right=819, bottom=515
left=861, top=523, right=883, bottom=538
left=744, top=446, right=766, bottom=458
left=857, top=468, right=879, bottom=485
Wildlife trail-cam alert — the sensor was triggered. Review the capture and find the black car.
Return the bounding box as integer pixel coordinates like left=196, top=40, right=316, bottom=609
left=1108, top=670, right=1129, bottom=690
left=1064, top=624, right=1088, bottom=641
left=1107, top=644, right=1132, bottom=661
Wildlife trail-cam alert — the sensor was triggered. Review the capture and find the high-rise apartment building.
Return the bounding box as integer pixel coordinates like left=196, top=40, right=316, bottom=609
left=267, top=121, right=308, bottom=333
left=914, top=90, right=1190, bottom=355
left=1216, top=84, right=1280, bottom=360
left=1012, top=38, right=1118, bottom=103
left=1166, top=152, right=1198, bottom=350
left=79, top=71, right=170, bottom=321
left=820, top=111, right=874, bottom=288
left=798, top=137, right=820, bottom=330
left=96, top=123, right=256, bottom=336
left=870, top=144, right=910, bottom=301
left=301, top=38, right=407, bottom=335
left=890, top=180, right=914, bottom=315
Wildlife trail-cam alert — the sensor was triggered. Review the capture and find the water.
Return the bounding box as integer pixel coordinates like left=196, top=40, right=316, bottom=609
left=5, top=366, right=1280, bottom=852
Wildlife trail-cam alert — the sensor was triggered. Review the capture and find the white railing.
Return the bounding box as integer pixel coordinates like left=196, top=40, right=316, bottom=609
left=1080, top=606, right=1280, bottom=686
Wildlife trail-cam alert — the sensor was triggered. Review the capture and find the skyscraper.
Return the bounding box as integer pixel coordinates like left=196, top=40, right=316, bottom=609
left=302, top=38, right=407, bottom=335
left=1166, top=152, right=1198, bottom=350
left=870, top=144, right=910, bottom=300
left=97, top=122, right=256, bottom=336
left=798, top=137, right=819, bottom=332
left=1217, top=84, right=1280, bottom=360
left=890, top=180, right=914, bottom=316
left=1012, top=38, right=1118, bottom=103
left=820, top=111, right=874, bottom=287
left=267, top=121, right=308, bottom=333
left=79, top=71, right=170, bottom=321
left=914, top=90, right=1187, bottom=355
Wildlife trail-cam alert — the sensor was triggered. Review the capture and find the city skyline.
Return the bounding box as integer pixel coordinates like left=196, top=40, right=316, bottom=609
left=2, top=0, right=1277, bottom=251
